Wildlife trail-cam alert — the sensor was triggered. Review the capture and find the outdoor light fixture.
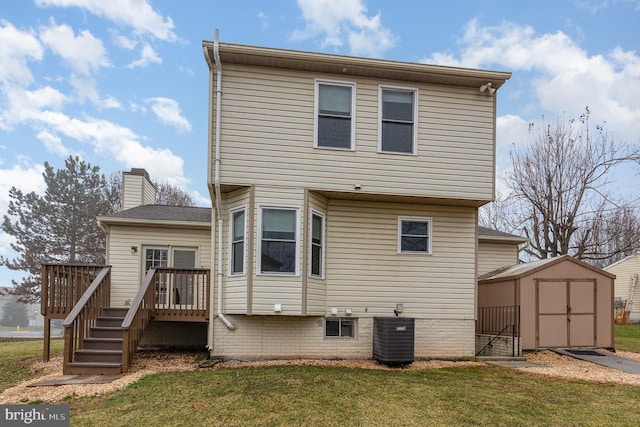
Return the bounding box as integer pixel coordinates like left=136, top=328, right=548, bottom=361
left=479, top=82, right=496, bottom=95
left=130, top=246, right=138, bottom=254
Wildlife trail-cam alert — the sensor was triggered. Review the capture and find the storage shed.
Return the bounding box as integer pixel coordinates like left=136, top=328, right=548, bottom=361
left=478, top=255, right=615, bottom=351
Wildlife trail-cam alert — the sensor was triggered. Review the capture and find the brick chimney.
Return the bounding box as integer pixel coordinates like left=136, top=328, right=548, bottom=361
left=122, top=168, right=156, bottom=211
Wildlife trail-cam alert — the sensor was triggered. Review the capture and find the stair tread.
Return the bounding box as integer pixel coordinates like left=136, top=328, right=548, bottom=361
left=83, top=337, right=123, bottom=342
left=67, top=361, right=121, bottom=367
left=75, top=348, right=122, bottom=354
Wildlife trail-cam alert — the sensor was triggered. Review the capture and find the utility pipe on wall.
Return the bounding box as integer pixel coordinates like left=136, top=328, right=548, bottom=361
left=204, top=29, right=234, bottom=331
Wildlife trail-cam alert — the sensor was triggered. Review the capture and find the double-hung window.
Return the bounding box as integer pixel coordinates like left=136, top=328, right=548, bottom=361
left=260, top=207, right=298, bottom=274
left=380, top=87, right=417, bottom=154
left=230, top=208, right=246, bottom=275
left=315, top=80, right=355, bottom=150
left=398, top=217, right=432, bottom=254
left=310, top=212, right=325, bottom=277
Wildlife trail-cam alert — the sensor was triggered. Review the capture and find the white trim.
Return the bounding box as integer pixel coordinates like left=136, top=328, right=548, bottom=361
left=257, top=204, right=301, bottom=276
left=314, top=79, right=356, bottom=151
left=228, top=205, right=247, bottom=276
left=378, top=85, right=419, bottom=155
left=309, top=210, right=326, bottom=279
left=397, top=216, right=432, bottom=254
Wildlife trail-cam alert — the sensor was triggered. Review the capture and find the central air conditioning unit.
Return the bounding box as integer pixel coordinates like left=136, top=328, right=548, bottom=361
left=373, top=317, right=415, bottom=366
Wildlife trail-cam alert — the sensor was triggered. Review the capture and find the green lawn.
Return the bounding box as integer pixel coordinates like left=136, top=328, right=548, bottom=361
left=0, top=338, right=63, bottom=393
left=615, top=324, right=640, bottom=352
left=68, top=365, right=640, bottom=427
left=2, top=327, right=640, bottom=426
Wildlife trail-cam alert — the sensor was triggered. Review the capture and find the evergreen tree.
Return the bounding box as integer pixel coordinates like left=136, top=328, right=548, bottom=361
left=1, top=156, right=120, bottom=303
left=1, top=299, right=30, bottom=328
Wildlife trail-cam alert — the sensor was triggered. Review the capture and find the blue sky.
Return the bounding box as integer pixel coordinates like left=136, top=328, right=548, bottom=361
left=1, top=0, right=639, bottom=285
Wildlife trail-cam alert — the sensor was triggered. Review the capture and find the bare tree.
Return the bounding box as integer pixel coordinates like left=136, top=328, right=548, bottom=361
left=153, top=181, right=195, bottom=207
left=506, top=107, right=640, bottom=264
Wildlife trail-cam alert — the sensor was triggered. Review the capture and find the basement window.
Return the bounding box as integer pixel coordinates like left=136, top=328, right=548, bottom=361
left=325, top=318, right=355, bottom=338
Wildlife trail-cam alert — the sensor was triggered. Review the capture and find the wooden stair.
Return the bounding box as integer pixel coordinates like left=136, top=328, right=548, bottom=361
left=66, top=307, right=128, bottom=375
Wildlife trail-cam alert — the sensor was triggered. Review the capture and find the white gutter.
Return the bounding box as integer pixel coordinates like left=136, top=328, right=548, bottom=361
left=211, top=29, right=234, bottom=330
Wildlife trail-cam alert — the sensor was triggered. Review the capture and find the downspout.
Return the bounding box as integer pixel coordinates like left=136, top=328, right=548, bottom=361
left=210, top=29, right=234, bottom=330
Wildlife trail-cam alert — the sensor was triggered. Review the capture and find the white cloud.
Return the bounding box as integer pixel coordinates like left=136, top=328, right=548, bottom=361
left=257, top=12, right=268, bottom=31
left=39, top=19, right=111, bottom=75
left=35, top=0, right=177, bottom=42
left=0, top=85, right=69, bottom=129
left=0, top=20, right=44, bottom=85
left=0, top=163, right=46, bottom=217
left=145, top=97, right=192, bottom=132
left=292, top=0, right=397, bottom=57
left=422, top=19, right=640, bottom=139
left=112, top=33, right=137, bottom=50
left=37, top=129, right=70, bottom=156
left=127, top=43, right=161, bottom=68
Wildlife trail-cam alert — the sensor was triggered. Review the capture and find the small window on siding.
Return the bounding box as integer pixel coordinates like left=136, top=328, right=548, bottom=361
left=325, top=318, right=355, bottom=338
left=260, top=207, right=298, bottom=274
left=310, top=212, right=324, bottom=277
left=230, top=208, right=245, bottom=275
left=398, top=217, right=432, bottom=254
left=380, top=87, right=417, bottom=154
left=316, top=81, right=355, bottom=150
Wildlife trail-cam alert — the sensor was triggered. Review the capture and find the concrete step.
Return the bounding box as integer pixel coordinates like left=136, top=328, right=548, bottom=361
left=82, top=337, right=123, bottom=351
left=65, top=361, right=122, bottom=375
left=74, top=349, right=122, bottom=364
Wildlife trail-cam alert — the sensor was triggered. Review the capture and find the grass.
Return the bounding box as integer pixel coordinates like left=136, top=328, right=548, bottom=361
left=615, top=324, right=640, bottom=352
left=67, top=365, right=640, bottom=426
left=1, top=327, right=639, bottom=426
left=0, top=338, right=63, bottom=393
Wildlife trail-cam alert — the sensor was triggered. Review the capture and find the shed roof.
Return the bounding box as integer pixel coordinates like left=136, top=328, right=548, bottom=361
left=479, top=254, right=616, bottom=283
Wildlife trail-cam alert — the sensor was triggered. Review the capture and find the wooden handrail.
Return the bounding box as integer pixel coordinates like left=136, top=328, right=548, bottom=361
left=61, top=266, right=111, bottom=374
left=121, top=268, right=156, bottom=372
left=41, top=264, right=108, bottom=318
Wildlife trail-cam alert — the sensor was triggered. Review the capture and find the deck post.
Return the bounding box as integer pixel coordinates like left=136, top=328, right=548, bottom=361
left=43, top=317, right=51, bottom=362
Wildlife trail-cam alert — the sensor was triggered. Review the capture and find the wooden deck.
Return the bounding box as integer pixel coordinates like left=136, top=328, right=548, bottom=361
left=41, top=264, right=210, bottom=374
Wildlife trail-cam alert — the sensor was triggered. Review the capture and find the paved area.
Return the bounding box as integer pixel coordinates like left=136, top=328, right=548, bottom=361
left=478, top=357, right=541, bottom=368
left=552, top=348, right=640, bottom=374
left=28, top=374, right=122, bottom=387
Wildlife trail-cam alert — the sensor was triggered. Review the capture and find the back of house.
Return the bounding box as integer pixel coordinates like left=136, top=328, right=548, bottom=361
left=203, top=37, right=511, bottom=360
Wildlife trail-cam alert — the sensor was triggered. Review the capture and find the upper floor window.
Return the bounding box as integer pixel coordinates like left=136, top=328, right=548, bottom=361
left=259, top=207, right=299, bottom=274
left=380, top=87, right=417, bottom=154
left=315, top=80, right=355, bottom=150
left=230, top=208, right=246, bottom=275
left=398, top=217, right=432, bottom=254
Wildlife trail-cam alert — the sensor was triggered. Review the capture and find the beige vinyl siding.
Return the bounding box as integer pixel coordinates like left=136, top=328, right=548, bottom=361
left=221, top=188, right=252, bottom=313
left=325, top=200, right=477, bottom=319
left=215, top=64, right=496, bottom=202
left=606, top=254, right=640, bottom=314
left=107, top=225, right=210, bottom=307
left=306, top=191, right=329, bottom=315
left=478, top=241, right=519, bottom=275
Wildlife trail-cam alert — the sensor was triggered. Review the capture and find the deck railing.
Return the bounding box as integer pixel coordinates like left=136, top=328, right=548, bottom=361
left=152, top=268, right=210, bottom=321
left=61, top=266, right=111, bottom=374
left=41, top=263, right=107, bottom=319
left=121, top=268, right=156, bottom=372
